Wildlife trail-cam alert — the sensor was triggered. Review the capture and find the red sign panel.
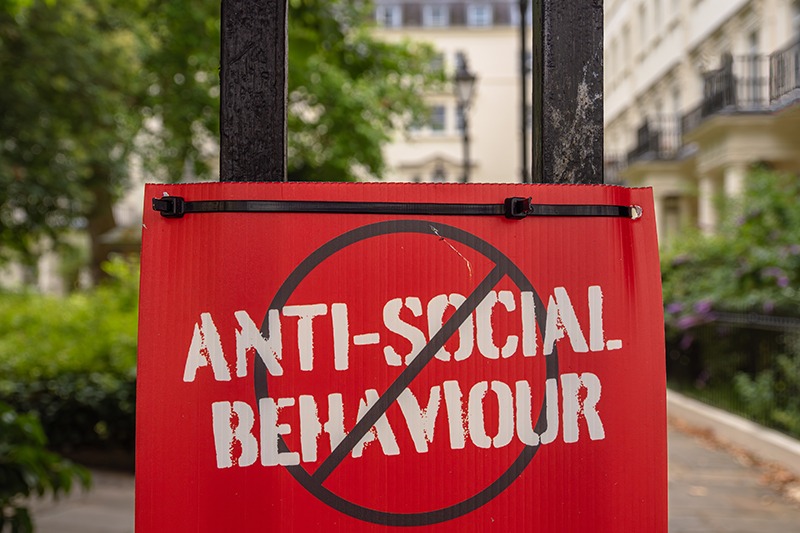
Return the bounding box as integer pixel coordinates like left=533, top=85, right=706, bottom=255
left=137, top=182, right=667, bottom=532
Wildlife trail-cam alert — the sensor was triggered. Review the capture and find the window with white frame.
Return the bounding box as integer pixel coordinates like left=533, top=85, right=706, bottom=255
left=423, top=5, right=450, bottom=27
left=653, top=0, right=662, bottom=32
left=375, top=5, right=402, bottom=28
left=429, top=105, right=446, bottom=132
left=467, top=4, right=493, bottom=27
left=428, top=52, right=445, bottom=74
left=638, top=4, right=647, bottom=49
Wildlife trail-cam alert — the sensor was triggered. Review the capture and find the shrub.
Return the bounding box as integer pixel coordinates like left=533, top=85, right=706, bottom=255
left=0, top=401, right=90, bottom=532
left=0, top=258, right=138, bottom=454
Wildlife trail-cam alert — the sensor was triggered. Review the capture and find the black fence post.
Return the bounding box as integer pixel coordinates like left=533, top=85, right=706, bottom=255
left=220, top=0, right=288, bottom=183
left=532, top=0, right=604, bottom=185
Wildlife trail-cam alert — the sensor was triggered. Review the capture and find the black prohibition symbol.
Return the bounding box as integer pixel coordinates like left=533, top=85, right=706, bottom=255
left=254, top=220, right=559, bottom=526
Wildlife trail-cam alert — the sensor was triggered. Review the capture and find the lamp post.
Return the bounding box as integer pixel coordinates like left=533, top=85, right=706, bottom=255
left=454, top=52, right=477, bottom=183
left=519, top=0, right=531, bottom=183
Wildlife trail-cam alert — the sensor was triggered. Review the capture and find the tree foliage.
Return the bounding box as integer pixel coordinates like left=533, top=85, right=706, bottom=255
left=0, top=0, right=439, bottom=277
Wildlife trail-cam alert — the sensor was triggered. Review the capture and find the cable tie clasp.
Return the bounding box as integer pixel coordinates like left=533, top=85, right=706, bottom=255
left=153, top=196, right=186, bottom=218
left=504, top=197, right=532, bottom=219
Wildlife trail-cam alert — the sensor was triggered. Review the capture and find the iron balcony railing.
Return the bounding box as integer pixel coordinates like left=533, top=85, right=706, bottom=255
left=603, top=154, right=627, bottom=185
left=770, top=38, right=800, bottom=102
left=626, top=115, right=684, bottom=163
left=681, top=53, right=771, bottom=134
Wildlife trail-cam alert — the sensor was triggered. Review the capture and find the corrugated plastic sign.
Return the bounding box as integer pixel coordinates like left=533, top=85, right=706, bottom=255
left=136, top=182, right=667, bottom=532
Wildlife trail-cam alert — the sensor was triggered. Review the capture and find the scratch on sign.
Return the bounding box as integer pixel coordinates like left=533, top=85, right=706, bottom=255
left=429, top=225, right=474, bottom=279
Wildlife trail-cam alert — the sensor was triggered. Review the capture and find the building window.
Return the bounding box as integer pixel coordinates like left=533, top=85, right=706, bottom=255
left=622, top=24, right=631, bottom=71
left=672, top=86, right=681, bottom=114
left=428, top=52, right=445, bottom=74
left=794, top=0, right=800, bottom=37
left=431, top=164, right=447, bottom=182
left=423, top=5, right=450, bottom=27
left=429, top=105, right=446, bottom=132
left=638, top=4, right=647, bottom=49
left=662, top=196, right=682, bottom=244
left=375, top=5, right=402, bottom=28
left=467, top=4, right=493, bottom=27
left=653, top=0, right=662, bottom=32
left=509, top=2, right=532, bottom=26
left=456, top=105, right=465, bottom=131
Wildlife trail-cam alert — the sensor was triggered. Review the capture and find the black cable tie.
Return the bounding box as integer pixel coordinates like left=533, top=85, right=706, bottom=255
left=152, top=195, right=640, bottom=220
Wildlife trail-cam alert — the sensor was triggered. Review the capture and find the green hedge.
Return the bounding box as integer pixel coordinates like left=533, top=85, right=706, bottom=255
left=0, top=259, right=138, bottom=455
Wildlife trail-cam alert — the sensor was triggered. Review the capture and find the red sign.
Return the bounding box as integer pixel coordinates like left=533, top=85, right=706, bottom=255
left=137, top=182, right=667, bottom=532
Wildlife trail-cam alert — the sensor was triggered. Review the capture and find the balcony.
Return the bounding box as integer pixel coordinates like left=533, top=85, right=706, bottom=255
left=770, top=38, right=800, bottom=104
left=626, top=115, right=684, bottom=164
left=680, top=44, right=800, bottom=136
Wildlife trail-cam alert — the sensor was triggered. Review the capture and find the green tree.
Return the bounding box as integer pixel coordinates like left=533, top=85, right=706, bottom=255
left=0, top=0, right=438, bottom=281
left=0, top=0, right=149, bottom=281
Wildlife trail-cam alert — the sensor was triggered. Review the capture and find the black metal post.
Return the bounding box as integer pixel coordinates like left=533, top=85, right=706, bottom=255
left=532, top=0, right=603, bottom=184
left=520, top=0, right=530, bottom=184
left=220, top=0, right=288, bottom=182
left=460, top=104, right=471, bottom=183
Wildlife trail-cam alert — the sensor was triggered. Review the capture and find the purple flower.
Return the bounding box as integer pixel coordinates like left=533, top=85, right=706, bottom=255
left=694, top=300, right=713, bottom=314
left=677, top=315, right=700, bottom=330
left=778, top=276, right=790, bottom=288
left=790, top=245, right=800, bottom=255
left=666, top=302, right=684, bottom=314
left=763, top=300, right=776, bottom=313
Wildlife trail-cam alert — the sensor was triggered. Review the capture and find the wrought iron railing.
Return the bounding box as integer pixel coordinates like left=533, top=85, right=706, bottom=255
left=666, top=310, right=800, bottom=438
left=770, top=38, right=800, bottom=102
left=626, top=115, right=683, bottom=163
left=681, top=54, right=771, bottom=134
left=603, top=154, right=627, bottom=185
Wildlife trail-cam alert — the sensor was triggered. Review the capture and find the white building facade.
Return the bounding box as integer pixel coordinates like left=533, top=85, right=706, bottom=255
left=605, top=0, right=800, bottom=242
left=373, top=1, right=532, bottom=184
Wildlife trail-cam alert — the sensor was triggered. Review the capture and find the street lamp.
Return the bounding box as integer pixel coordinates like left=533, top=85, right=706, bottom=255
left=454, top=52, right=477, bottom=183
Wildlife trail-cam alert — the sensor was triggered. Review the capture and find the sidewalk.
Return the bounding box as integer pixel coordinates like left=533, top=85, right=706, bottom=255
left=668, top=424, right=800, bottom=532
left=31, top=423, right=800, bottom=532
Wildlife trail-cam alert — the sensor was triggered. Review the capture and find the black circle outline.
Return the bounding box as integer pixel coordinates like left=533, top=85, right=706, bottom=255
left=255, top=219, right=558, bottom=526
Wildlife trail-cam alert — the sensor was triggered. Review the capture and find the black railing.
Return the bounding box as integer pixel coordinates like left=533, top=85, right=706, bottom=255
left=626, top=115, right=683, bottom=163
left=603, top=154, right=627, bottom=185
left=770, top=38, right=800, bottom=102
left=681, top=54, right=770, bottom=134
left=667, top=311, right=800, bottom=438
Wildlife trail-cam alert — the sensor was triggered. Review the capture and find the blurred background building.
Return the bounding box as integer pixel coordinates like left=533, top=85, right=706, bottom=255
left=605, top=0, right=800, bottom=244
left=373, top=0, right=532, bottom=184
left=374, top=0, right=800, bottom=244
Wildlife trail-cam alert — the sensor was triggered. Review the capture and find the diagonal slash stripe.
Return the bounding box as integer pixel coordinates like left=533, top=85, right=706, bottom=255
left=312, top=263, right=507, bottom=483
